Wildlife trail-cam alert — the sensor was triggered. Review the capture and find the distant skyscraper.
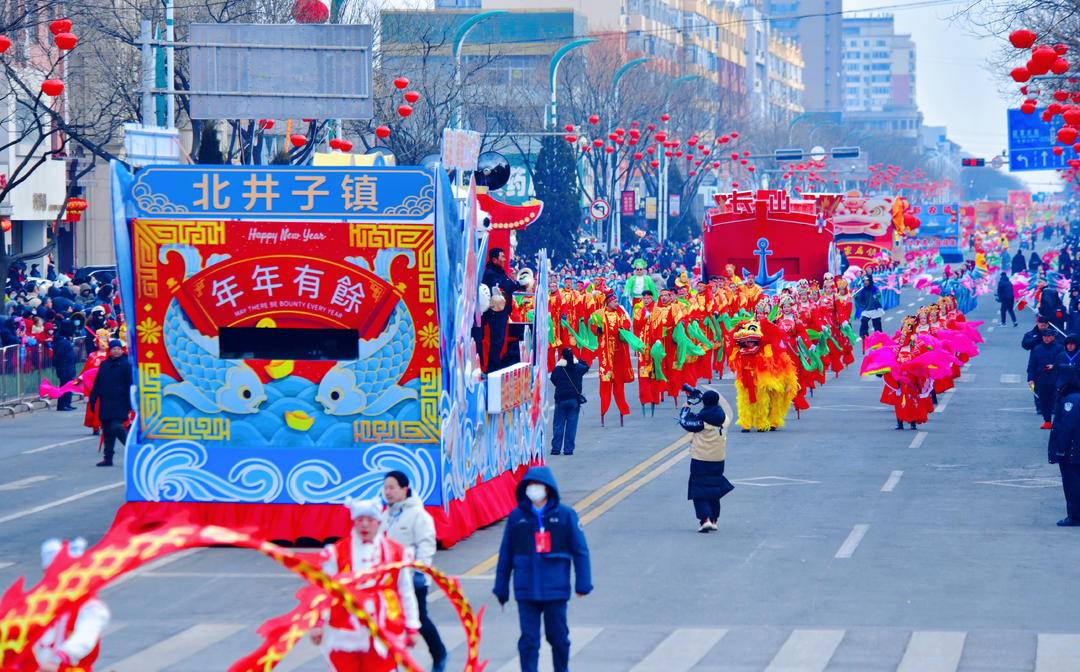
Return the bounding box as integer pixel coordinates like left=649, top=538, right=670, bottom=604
left=767, top=0, right=842, bottom=112
left=840, top=15, right=921, bottom=137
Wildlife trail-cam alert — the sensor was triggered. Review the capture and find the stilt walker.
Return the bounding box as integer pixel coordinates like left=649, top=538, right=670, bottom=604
left=590, top=291, right=641, bottom=427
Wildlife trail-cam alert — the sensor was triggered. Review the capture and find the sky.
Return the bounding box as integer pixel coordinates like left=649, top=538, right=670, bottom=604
left=840, top=0, right=1059, bottom=192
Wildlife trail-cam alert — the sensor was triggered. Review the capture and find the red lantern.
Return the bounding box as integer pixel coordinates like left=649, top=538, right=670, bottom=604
left=0, top=36, right=10, bottom=53
left=739, top=159, right=748, bottom=165
left=1055, top=90, right=1070, bottom=102
left=1055, top=43, right=1069, bottom=55
left=1052, top=58, right=1071, bottom=75
left=397, top=104, right=413, bottom=118
left=403, top=90, right=420, bottom=104
left=732, top=181, right=740, bottom=188
left=289, top=134, right=307, bottom=147
left=689, top=170, right=696, bottom=177
left=291, top=0, right=328, bottom=24
left=747, top=165, right=756, bottom=172
left=1032, top=45, right=1058, bottom=71
left=688, top=136, right=699, bottom=146
left=660, top=113, right=670, bottom=122
left=1074, top=143, right=1080, bottom=153
left=564, top=124, right=575, bottom=132
left=588, top=114, right=600, bottom=125
left=1058, top=126, right=1079, bottom=145
left=718, top=135, right=729, bottom=143
left=53, top=32, right=77, bottom=50
left=258, top=119, right=275, bottom=130
left=1053, top=146, right=1065, bottom=156
left=0, top=218, right=9, bottom=233
left=665, top=151, right=673, bottom=158
left=64, top=197, right=88, bottom=223
left=375, top=125, right=391, bottom=139
left=646, top=123, right=656, bottom=131
left=338, top=140, right=353, bottom=152
left=49, top=18, right=72, bottom=35
left=730, top=153, right=738, bottom=160
left=675, top=150, right=683, bottom=157
left=1043, top=110, right=1055, bottom=122
left=393, top=76, right=410, bottom=90
left=712, top=161, right=720, bottom=168
left=650, top=160, right=659, bottom=168
left=730, top=132, right=738, bottom=139
left=701, top=148, right=710, bottom=155
left=607, top=132, right=618, bottom=142
left=654, top=131, right=667, bottom=143
left=1022, top=102, right=1037, bottom=115
left=604, top=146, right=615, bottom=154
left=629, top=128, right=641, bottom=137
left=1009, top=29, right=1037, bottom=49
left=646, top=147, right=655, bottom=155
left=40, top=79, right=64, bottom=97
left=328, top=138, right=341, bottom=150
left=1049, top=103, right=1063, bottom=115
left=633, top=152, right=644, bottom=161
left=742, top=150, right=750, bottom=157
left=1065, top=108, right=1080, bottom=126
left=1020, top=85, right=1029, bottom=94
left=615, top=127, right=625, bottom=136
left=592, top=139, right=604, bottom=148
left=1011, top=67, right=1032, bottom=83
left=564, top=135, right=577, bottom=143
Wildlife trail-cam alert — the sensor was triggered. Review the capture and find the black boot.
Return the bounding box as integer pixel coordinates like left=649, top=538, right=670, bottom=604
left=96, top=459, right=113, bottom=467
left=909, top=422, right=917, bottom=430
left=895, top=420, right=904, bottom=430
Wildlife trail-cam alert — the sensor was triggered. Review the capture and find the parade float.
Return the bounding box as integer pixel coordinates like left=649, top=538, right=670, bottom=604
left=108, top=162, right=549, bottom=546
left=829, top=191, right=899, bottom=271
left=701, top=189, right=838, bottom=288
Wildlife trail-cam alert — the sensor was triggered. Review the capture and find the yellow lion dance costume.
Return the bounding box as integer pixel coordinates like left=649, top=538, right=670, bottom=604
left=727, top=319, right=800, bottom=431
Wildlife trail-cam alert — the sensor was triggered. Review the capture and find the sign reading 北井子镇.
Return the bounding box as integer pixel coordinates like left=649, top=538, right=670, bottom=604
left=129, top=165, right=435, bottom=220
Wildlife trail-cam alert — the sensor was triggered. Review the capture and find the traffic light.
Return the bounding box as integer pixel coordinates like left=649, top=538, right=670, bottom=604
left=961, top=158, right=985, bottom=167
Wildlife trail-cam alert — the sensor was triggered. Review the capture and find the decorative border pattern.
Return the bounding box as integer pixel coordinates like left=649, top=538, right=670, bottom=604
left=138, top=362, right=231, bottom=441
left=353, top=367, right=440, bottom=444
left=348, top=223, right=435, bottom=303
left=132, top=180, right=190, bottom=215
left=383, top=184, right=435, bottom=217
left=133, top=220, right=226, bottom=298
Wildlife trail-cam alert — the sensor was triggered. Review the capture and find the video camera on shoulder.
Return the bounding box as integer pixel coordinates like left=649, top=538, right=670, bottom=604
left=682, top=383, right=704, bottom=404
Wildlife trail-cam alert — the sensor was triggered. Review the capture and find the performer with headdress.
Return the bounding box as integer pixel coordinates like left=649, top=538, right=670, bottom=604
left=589, top=290, right=641, bottom=426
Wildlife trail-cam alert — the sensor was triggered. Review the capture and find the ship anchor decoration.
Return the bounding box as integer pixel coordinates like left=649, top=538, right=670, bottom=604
left=741, top=237, right=784, bottom=288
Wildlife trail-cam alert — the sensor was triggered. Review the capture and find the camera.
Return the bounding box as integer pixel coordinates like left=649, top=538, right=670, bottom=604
left=682, top=383, right=703, bottom=403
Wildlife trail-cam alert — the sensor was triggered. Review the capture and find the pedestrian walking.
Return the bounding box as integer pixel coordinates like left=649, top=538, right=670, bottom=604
left=1028, top=329, right=1064, bottom=429
left=997, top=272, right=1017, bottom=327
left=87, top=339, right=132, bottom=467
left=1049, top=374, right=1080, bottom=527
left=679, top=389, right=734, bottom=533
left=493, top=466, right=592, bottom=672
left=52, top=319, right=77, bottom=412
left=1030, top=251, right=1043, bottom=274
left=381, top=471, right=447, bottom=672
left=854, top=275, right=885, bottom=340
left=549, top=348, right=589, bottom=455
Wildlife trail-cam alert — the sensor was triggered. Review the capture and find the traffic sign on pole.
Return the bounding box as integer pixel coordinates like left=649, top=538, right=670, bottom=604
left=589, top=198, right=611, bottom=220
left=1007, top=108, right=1069, bottom=172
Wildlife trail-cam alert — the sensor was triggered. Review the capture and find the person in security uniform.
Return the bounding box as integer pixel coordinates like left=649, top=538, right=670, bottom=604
left=493, top=467, right=592, bottom=672
left=1050, top=368, right=1080, bottom=526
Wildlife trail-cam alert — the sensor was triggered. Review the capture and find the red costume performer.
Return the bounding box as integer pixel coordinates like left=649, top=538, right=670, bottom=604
left=633, top=291, right=662, bottom=414
left=80, top=329, right=111, bottom=435
left=30, top=538, right=110, bottom=672
left=313, top=498, right=420, bottom=672
left=591, top=291, right=635, bottom=426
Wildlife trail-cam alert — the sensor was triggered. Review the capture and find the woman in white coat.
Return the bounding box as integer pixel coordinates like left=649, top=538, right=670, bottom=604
left=382, top=471, right=447, bottom=672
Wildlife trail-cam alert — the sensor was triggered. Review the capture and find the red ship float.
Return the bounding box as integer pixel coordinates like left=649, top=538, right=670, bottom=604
left=702, top=189, right=838, bottom=287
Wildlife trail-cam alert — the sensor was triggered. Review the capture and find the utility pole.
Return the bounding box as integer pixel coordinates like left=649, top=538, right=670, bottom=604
left=165, top=0, right=175, bottom=129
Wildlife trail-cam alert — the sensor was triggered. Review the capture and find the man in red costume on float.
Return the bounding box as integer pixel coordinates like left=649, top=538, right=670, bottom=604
left=311, top=498, right=420, bottom=672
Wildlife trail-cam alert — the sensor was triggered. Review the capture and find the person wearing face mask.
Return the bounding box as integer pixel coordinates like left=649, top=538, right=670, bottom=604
left=380, top=471, right=446, bottom=672
left=493, top=467, right=592, bottom=672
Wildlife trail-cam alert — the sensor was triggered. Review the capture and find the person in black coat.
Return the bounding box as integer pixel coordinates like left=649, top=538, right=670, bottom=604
left=88, top=339, right=132, bottom=467
left=1062, top=249, right=1073, bottom=277
left=996, top=273, right=1017, bottom=327
left=1039, top=288, right=1067, bottom=331
left=1029, top=330, right=1065, bottom=428
left=1030, top=251, right=1043, bottom=274
left=1057, top=335, right=1080, bottom=384
left=1049, top=374, right=1080, bottom=526
left=52, top=320, right=77, bottom=412
left=1011, top=251, right=1027, bottom=274
left=480, top=247, right=525, bottom=373
left=549, top=348, right=589, bottom=455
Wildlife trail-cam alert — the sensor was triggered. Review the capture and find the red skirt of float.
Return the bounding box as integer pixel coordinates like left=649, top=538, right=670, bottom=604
left=114, top=462, right=535, bottom=548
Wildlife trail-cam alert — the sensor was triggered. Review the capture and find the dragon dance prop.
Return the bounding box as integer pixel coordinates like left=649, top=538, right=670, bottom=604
left=0, top=517, right=484, bottom=672
left=726, top=319, right=799, bottom=432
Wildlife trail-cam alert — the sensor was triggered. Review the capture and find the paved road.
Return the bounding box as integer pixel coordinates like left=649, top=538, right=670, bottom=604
left=1, top=289, right=1078, bottom=671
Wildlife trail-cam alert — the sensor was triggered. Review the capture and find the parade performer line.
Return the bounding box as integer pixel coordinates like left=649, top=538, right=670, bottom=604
left=0, top=481, right=123, bottom=525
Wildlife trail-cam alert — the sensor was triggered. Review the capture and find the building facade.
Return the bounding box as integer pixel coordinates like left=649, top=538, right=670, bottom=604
left=767, top=0, right=842, bottom=112
left=745, top=6, right=804, bottom=123
left=840, top=16, right=921, bottom=138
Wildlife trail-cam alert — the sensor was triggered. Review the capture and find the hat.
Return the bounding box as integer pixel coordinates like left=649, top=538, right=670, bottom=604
left=343, top=497, right=382, bottom=520
left=702, top=390, right=720, bottom=407
left=632, top=258, right=647, bottom=270
left=108, top=338, right=123, bottom=349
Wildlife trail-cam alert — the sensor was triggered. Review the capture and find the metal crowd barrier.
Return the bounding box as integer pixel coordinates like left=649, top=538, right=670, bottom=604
left=0, top=336, right=86, bottom=414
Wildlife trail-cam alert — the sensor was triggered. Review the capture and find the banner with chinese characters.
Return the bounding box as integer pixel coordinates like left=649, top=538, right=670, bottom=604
left=126, top=176, right=442, bottom=509
left=908, top=203, right=959, bottom=250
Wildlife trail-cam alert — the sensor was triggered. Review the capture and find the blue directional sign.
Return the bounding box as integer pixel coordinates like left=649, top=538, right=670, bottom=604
left=1007, top=108, right=1069, bottom=172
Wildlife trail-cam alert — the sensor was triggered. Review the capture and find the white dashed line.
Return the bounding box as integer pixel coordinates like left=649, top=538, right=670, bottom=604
left=835, top=524, right=870, bottom=559
left=881, top=470, right=904, bottom=492
left=909, top=431, right=928, bottom=449
left=21, top=436, right=96, bottom=455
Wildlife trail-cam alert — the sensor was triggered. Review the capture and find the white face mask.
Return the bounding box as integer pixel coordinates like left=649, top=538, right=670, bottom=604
left=525, top=484, right=548, bottom=504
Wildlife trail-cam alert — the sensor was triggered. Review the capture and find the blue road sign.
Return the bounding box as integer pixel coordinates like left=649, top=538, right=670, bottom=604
left=1007, top=108, right=1069, bottom=172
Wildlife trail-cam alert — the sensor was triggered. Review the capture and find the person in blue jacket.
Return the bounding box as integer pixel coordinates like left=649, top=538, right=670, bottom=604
left=1029, top=329, right=1065, bottom=429
left=493, top=466, right=592, bottom=672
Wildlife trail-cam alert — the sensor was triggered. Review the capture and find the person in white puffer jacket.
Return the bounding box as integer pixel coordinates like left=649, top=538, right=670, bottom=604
left=382, top=471, right=447, bottom=672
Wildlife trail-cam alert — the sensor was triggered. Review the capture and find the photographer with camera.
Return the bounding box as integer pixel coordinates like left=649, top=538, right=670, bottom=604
left=550, top=347, right=590, bottom=455
left=679, top=385, right=734, bottom=533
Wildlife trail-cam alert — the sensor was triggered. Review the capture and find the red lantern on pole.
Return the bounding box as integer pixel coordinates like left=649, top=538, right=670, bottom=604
left=649, top=160, right=659, bottom=168
left=393, top=76, right=410, bottom=90
left=730, top=132, right=738, bottom=139
left=633, top=152, right=644, bottom=161
left=564, top=135, right=577, bottom=143
left=592, top=139, right=603, bottom=148
left=654, top=131, right=667, bottom=143
left=397, top=104, right=413, bottom=118
left=1009, top=29, right=1037, bottom=49
left=1055, top=90, right=1070, bottom=102
left=403, top=90, right=420, bottom=104
left=660, top=113, right=670, bottom=122
left=291, top=0, right=329, bottom=24
left=588, top=114, right=600, bottom=125
left=375, top=125, right=391, bottom=139
left=64, top=197, right=88, bottom=223
left=289, top=134, right=307, bottom=148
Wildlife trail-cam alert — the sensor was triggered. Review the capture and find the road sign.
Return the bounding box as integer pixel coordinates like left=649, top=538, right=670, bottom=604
left=775, top=148, right=803, bottom=162
left=1007, top=108, right=1069, bottom=172
left=189, top=23, right=373, bottom=120
left=831, top=146, right=860, bottom=159
left=589, top=198, right=611, bottom=220
left=810, top=145, right=826, bottom=161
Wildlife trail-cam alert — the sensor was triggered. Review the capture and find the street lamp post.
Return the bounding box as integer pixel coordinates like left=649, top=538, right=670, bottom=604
left=609, top=57, right=652, bottom=251
left=452, top=10, right=507, bottom=131
left=546, top=38, right=596, bottom=130
left=658, top=75, right=701, bottom=242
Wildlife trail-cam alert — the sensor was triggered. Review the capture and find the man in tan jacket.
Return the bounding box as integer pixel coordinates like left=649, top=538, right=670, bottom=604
left=679, top=389, right=734, bottom=533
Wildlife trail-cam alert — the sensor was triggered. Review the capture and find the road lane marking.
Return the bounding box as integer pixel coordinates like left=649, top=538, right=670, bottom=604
left=1000, top=373, right=1021, bottom=384
left=908, top=302, right=916, bottom=307
left=105, top=549, right=204, bottom=589
left=108, top=623, right=244, bottom=672
left=909, top=431, right=928, bottom=449
left=936, top=391, right=955, bottom=413
left=897, top=631, right=966, bottom=672
left=630, top=628, right=728, bottom=671
left=881, top=470, right=904, bottom=492
left=0, top=475, right=53, bottom=491
left=884, top=316, right=894, bottom=322
left=494, top=627, right=602, bottom=672
left=0, top=562, right=13, bottom=570
left=1036, top=633, right=1080, bottom=671
left=834, top=524, right=870, bottom=559
left=0, top=482, right=123, bottom=526
left=959, top=373, right=976, bottom=383
left=765, top=629, right=844, bottom=672
left=21, top=436, right=95, bottom=455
